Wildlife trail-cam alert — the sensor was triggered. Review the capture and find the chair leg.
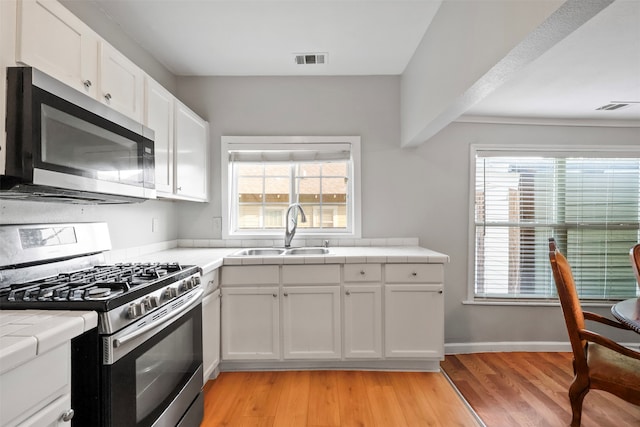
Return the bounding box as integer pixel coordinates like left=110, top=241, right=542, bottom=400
left=568, top=377, right=589, bottom=427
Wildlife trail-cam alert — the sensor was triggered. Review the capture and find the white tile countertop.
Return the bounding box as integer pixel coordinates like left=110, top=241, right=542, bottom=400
left=0, top=310, right=97, bottom=374
left=124, top=246, right=449, bottom=275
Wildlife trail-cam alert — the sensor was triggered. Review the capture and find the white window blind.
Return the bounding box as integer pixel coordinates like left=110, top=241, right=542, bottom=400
left=474, top=151, right=640, bottom=301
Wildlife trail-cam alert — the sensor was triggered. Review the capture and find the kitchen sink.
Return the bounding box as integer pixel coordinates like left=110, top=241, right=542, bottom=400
left=231, top=248, right=286, bottom=256
left=229, top=247, right=331, bottom=256
left=284, top=247, right=330, bottom=255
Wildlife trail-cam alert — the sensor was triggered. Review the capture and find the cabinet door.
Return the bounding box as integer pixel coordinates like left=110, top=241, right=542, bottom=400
left=144, top=77, right=174, bottom=195
left=174, top=101, right=208, bottom=201
left=221, top=287, right=279, bottom=360
left=99, top=42, right=144, bottom=121
left=15, top=394, right=72, bottom=427
left=282, top=286, right=341, bottom=359
left=384, top=284, right=444, bottom=358
left=343, top=284, right=382, bottom=359
left=16, top=0, right=98, bottom=97
left=202, top=289, right=220, bottom=382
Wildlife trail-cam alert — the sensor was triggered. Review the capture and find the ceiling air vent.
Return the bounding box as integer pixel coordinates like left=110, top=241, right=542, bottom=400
left=294, top=53, right=327, bottom=65
left=596, top=103, right=630, bottom=111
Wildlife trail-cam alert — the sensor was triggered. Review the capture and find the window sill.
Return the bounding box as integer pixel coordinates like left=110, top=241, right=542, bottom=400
left=463, top=299, right=622, bottom=308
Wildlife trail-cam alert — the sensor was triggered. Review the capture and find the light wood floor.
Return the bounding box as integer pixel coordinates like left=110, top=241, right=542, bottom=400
left=201, top=352, right=640, bottom=427
left=201, top=370, right=479, bottom=426
left=441, top=352, right=640, bottom=427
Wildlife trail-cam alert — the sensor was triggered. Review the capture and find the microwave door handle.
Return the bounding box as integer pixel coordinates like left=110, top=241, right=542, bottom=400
left=113, top=288, right=203, bottom=348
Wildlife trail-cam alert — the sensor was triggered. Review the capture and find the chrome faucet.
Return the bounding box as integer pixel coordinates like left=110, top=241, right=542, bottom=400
left=284, top=203, right=306, bottom=248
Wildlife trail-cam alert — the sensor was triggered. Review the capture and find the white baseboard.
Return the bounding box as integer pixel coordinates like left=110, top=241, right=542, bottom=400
left=445, top=341, right=572, bottom=354
left=445, top=341, right=640, bottom=354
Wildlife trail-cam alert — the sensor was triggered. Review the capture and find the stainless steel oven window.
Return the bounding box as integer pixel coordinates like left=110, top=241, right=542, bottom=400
left=41, top=104, right=142, bottom=184
left=136, top=319, right=195, bottom=422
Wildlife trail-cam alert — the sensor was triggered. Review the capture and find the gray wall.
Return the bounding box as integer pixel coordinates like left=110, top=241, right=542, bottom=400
left=415, top=121, right=640, bottom=345
left=175, top=75, right=403, bottom=240
left=176, top=73, right=640, bottom=346
left=0, top=199, right=178, bottom=250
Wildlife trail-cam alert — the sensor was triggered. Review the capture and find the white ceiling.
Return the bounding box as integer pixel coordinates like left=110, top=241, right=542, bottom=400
left=87, top=0, right=442, bottom=76
left=464, top=0, right=640, bottom=122
left=83, top=0, right=640, bottom=123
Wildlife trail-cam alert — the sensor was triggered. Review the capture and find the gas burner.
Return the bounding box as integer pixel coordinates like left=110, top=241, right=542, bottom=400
left=87, top=287, right=111, bottom=299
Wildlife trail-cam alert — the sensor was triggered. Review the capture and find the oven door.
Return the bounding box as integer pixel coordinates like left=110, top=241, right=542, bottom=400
left=103, top=291, right=203, bottom=427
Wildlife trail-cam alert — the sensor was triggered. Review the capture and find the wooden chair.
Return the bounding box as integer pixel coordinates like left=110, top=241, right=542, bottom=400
left=548, top=238, right=640, bottom=426
left=631, top=244, right=640, bottom=291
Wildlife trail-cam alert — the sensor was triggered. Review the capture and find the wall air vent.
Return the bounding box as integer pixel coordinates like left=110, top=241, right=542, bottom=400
left=294, top=53, right=327, bottom=65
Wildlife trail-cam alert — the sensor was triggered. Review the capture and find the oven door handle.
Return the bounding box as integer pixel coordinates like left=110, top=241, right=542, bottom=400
left=113, top=288, right=203, bottom=348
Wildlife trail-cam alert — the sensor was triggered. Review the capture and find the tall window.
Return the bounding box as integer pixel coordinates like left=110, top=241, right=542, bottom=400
left=222, top=136, right=361, bottom=238
left=473, top=147, right=640, bottom=301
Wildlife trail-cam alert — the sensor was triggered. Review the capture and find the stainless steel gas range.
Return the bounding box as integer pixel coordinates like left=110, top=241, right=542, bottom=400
left=0, top=223, right=204, bottom=427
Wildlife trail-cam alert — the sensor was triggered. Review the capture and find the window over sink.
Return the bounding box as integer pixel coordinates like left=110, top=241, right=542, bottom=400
left=221, top=136, right=361, bottom=239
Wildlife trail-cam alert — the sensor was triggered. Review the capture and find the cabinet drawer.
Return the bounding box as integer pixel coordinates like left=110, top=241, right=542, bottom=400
left=344, top=264, right=381, bottom=282
left=385, top=264, right=443, bottom=283
left=202, top=269, right=219, bottom=295
left=222, top=266, right=279, bottom=285
left=282, top=265, right=340, bottom=285
left=0, top=343, right=70, bottom=426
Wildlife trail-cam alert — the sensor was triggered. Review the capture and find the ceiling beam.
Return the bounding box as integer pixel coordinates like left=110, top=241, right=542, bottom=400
left=400, top=0, right=616, bottom=148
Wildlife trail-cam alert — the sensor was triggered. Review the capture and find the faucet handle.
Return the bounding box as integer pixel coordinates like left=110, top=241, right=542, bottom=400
left=323, top=240, right=329, bottom=248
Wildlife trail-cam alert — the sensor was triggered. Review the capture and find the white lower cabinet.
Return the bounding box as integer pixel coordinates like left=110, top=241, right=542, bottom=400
left=16, top=394, right=72, bottom=427
left=219, top=262, right=445, bottom=368
left=282, top=286, right=341, bottom=359
left=202, top=288, right=220, bottom=381
left=384, top=284, right=444, bottom=358
left=0, top=343, right=72, bottom=427
left=221, top=286, right=280, bottom=360
left=343, top=284, right=382, bottom=359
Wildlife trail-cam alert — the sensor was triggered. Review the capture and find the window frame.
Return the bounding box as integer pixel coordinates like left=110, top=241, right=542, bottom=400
left=467, top=144, right=640, bottom=304
left=221, top=136, right=361, bottom=240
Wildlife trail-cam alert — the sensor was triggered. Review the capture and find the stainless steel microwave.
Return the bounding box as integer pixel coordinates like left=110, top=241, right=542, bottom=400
left=1, top=67, right=155, bottom=204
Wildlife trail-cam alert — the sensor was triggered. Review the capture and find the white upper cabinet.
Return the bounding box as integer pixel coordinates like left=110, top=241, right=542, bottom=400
left=14, top=0, right=210, bottom=199
left=99, top=42, right=143, bottom=122
left=144, top=77, right=174, bottom=194
left=16, top=0, right=98, bottom=98
left=15, top=0, right=144, bottom=122
left=174, top=100, right=209, bottom=201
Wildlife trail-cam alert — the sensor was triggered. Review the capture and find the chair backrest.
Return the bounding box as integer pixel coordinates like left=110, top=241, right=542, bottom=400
left=631, top=244, right=640, bottom=291
left=548, top=238, right=588, bottom=369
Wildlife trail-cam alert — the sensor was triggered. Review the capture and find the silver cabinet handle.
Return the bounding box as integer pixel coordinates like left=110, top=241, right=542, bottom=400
left=411, top=272, right=417, bottom=277
left=438, top=290, right=443, bottom=294
left=83, top=79, right=92, bottom=89
left=283, top=292, right=288, bottom=297
left=345, top=290, right=351, bottom=296
left=360, top=270, right=365, bottom=275
left=104, top=93, right=112, bottom=101
left=61, top=408, right=75, bottom=422
left=177, top=186, right=182, bottom=191
left=272, top=293, right=277, bottom=298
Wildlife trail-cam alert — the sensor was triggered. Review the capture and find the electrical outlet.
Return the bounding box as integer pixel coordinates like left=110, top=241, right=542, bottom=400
left=152, top=217, right=159, bottom=233
left=212, top=217, right=222, bottom=233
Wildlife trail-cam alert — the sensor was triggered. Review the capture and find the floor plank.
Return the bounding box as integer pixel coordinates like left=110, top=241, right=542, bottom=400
left=201, top=370, right=479, bottom=427
left=441, top=352, right=640, bottom=427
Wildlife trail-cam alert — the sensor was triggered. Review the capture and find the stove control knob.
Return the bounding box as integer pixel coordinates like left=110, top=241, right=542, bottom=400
left=180, top=279, right=194, bottom=292
left=144, top=296, right=160, bottom=310
left=193, top=276, right=201, bottom=286
left=164, top=286, right=178, bottom=299
left=127, top=302, right=145, bottom=319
